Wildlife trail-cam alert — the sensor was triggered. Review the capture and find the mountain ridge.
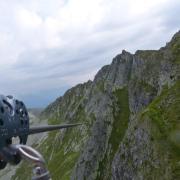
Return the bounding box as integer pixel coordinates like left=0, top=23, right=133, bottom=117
left=13, top=30, right=180, bottom=180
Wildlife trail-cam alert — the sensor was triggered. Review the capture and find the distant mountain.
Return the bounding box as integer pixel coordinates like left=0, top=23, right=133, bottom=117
left=28, top=108, right=44, bottom=118
left=13, top=31, right=180, bottom=180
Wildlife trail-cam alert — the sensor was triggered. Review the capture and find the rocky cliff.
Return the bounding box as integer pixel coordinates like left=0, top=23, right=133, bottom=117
left=13, top=31, right=180, bottom=180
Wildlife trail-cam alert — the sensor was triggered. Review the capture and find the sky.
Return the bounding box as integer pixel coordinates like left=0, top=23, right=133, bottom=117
left=0, top=0, right=179, bottom=108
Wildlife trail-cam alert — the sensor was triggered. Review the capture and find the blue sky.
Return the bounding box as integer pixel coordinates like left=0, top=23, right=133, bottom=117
left=0, top=0, right=179, bottom=108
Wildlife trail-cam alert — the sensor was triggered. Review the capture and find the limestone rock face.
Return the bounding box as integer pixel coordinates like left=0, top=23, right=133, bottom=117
left=13, top=31, right=180, bottom=180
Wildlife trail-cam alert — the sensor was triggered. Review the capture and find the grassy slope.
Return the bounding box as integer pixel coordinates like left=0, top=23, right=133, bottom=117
left=12, top=32, right=180, bottom=180
left=13, top=82, right=180, bottom=180
left=12, top=102, right=89, bottom=180
left=96, top=87, right=130, bottom=179
left=139, top=81, right=180, bottom=179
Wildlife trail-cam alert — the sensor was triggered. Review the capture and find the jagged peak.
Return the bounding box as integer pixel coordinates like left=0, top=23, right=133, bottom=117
left=26, top=30, right=180, bottom=180
left=118, top=49, right=131, bottom=57
left=122, top=49, right=130, bottom=55
left=110, top=50, right=132, bottom=67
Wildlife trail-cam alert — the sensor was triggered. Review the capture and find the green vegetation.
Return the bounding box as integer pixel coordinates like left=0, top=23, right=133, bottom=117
left=136, top=50, right=157, bottom=59
left=170, top=35, right=180, bottom=64
left=139, top=80, right=157, bottom=93
left=38, top=106, right=87, bottom=180
left=96, top=80, right=105, bottom=92
left=12, top=161, right=31, bottom=180
left=145, top=81, right=180, bottom=143
left=12, top=32, right=180, bottom=180
left=13, top=100, right=89, bottom=180
left=140, top=81, right=180, bottom=179
left=96, top=87, right=130, bottom=179
left=111, top=88, right=130, bottom=151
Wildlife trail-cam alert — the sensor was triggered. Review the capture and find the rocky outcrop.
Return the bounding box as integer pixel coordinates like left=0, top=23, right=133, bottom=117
left=13, top=31, right=180, bottom=180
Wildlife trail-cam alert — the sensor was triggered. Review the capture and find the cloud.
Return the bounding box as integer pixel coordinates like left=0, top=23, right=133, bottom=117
left=0, top=0, right=179, bottom=107
left=16, top=8, right=43, bottom=29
